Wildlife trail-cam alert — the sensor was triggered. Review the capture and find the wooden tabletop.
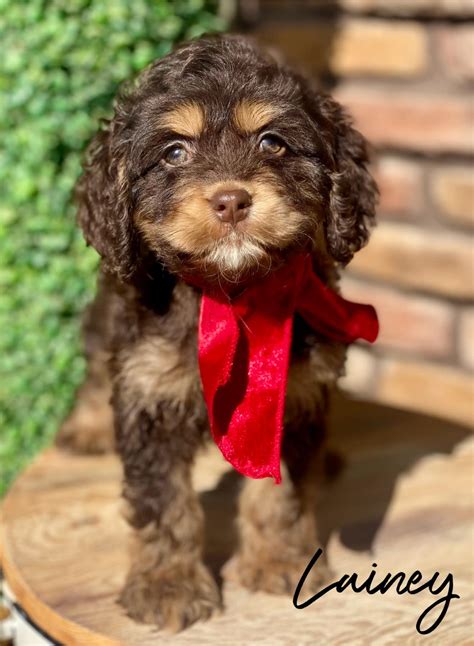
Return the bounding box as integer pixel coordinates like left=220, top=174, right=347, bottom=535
left=1, top=394, right=473, bottom=645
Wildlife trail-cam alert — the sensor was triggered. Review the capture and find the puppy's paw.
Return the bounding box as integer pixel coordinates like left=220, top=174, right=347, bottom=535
left=55, top=404, right=115, bottom=454
left=119, top=563, right=222, bottom=631
left=222, top=552, right=332, bottom=596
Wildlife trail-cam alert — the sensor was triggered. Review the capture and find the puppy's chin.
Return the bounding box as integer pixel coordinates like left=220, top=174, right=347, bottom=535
left=198, top=235, right=272, bottom=285
left=159, top=223, right=313, bottom=289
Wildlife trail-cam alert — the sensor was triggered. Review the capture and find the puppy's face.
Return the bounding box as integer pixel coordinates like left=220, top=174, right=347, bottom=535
left=134, top=96, right=333, bottom=283
left=78, top=36, right=376, bottom=285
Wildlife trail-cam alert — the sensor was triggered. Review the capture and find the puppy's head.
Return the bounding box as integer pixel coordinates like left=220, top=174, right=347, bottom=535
left=78, top=35, right=377, bottom=286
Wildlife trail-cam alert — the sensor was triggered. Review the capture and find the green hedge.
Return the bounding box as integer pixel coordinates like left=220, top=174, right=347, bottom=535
left=0, top=0, right=225, bottom=495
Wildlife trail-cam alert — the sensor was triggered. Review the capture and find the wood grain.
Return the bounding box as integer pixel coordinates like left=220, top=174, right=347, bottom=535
left=1, top=395, right=473, bottom=645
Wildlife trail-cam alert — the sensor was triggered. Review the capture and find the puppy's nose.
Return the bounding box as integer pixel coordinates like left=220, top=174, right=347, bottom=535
left=210, top=189, right=252, bottom=225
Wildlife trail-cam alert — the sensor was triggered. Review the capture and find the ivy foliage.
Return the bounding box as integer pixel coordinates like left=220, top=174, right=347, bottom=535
left=0, top=0, right=224, bottom=495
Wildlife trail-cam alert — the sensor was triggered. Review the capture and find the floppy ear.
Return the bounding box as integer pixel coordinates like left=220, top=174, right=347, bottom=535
left=76, top=116, right=137, bottom=281
left=319, top=95, right=378, bottom=265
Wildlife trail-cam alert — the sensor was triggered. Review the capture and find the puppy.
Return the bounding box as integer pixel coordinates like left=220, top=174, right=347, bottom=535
left=56, top=34, right=377, bottom=631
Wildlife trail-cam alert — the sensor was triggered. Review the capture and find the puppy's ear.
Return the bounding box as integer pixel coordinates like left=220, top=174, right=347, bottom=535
left=76, top=116, right=137, bottom=281
left=319, top=95, right=378, bottom=265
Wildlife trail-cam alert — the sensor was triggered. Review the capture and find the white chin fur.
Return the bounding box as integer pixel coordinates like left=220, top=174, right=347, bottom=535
left=206, top=237, right=266, bottom=276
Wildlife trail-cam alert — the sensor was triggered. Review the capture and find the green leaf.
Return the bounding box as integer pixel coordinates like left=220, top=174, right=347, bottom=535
left=0, top=0, right=226, bottom=496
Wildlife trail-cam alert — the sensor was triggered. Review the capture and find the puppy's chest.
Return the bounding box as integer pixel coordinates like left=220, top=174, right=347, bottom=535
left=121, top=282, right=344, bottom=415
left=117, top=283, right=200, bottom=410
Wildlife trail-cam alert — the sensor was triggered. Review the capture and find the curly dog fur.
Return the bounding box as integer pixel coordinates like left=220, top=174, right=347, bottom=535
left=56, top=34, right=377, bottom=631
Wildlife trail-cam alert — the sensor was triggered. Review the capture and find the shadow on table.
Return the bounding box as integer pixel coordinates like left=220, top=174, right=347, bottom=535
left=200, top=392, right=472, bottom=585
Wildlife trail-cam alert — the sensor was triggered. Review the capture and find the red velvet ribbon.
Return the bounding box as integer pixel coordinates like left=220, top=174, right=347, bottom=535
left=198, top=254, right=379, bottom=483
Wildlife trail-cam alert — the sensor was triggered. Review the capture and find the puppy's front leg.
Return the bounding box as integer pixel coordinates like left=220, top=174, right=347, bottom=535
left=113, top=385, right=221, bottom=631
left=224, top=415, right=332, bottom=596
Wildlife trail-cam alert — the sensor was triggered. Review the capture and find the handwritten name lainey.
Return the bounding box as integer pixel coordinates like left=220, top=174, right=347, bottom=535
left=293, top=548, right=459, bottom=635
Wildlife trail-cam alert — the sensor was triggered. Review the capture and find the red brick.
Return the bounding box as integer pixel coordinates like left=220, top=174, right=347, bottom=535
left=335, top=85, right=474, bottom=154
left=459, top=308, right=474, bottom=370
left=374, top=156, right=424, bottom=218
left=342, top=278, right=455, bottom=358
left=256, top=23, right=340, bottom=75
left=349, top=222, right=474, bottom=299
left=378, top=359, right=474, bottom=427
left=331, top=19, right=428, bottom=77
left=255, top=19, right=427, bottom=77
left=430, top=165, right=474, bottom=228
left=260, top=0, right=474, bottom=16
left=434, top=25, right=474, bottom=82
left=341, top=0, right=474, bottom=16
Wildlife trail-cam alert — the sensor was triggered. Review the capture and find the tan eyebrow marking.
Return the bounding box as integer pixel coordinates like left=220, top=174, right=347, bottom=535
left=234, top=100, right=280, bottom=133
left=161, top=102, right=205, bottom=138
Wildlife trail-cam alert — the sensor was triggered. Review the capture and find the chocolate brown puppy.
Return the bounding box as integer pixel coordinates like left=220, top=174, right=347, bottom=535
left=56, top=34, right=377, bottom=631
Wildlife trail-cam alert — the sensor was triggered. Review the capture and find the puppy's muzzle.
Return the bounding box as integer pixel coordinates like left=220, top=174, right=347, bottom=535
left=210, top=188, right=252, bottom=226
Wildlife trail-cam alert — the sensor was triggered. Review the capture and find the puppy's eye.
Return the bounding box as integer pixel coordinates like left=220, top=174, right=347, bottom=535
left=162, top=144, right=190, bottom=167
left=259, top=134, right=286, bottom=156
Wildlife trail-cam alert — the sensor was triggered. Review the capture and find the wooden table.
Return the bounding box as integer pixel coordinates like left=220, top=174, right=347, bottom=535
left=1, top=395, right=473, bottom=645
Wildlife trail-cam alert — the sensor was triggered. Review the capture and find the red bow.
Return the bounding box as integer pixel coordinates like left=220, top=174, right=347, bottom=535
left=198, top=254, right=378, bottom=483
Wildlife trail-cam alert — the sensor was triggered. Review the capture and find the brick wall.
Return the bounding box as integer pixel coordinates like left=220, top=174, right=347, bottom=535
left=250, top=0, right=474, bottom=426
